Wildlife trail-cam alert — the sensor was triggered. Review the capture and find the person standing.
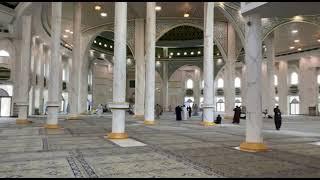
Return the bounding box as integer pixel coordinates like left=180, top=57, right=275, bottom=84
left=182, top=105, right=188, bottom=120
left=274, top=106, right=282, bottom=130
left=155, top=104, right=161, bottom=119
left=232, top=106, right=241, bottom=124
left=175, top=105, right=182, bottom=121
left=187, top=106, right=192, bottom=118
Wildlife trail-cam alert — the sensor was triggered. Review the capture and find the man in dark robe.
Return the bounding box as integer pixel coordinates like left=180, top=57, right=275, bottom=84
left=187, top=106, right=192, bottom=118
left=175, top=105, right=182, bottom=121
left=214, top=114, right=222, bottom=124
left=274, top=106, right=282, bottom=130
left=232, top=106, right=241, bottom=124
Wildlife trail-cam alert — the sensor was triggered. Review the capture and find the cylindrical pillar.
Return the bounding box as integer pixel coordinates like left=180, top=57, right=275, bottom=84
left=16, top=15, right=32, bottom=124
left=38, top=43, right=45, bottom=114
left=239, top=14, right=268, bottom=152
left=144, top=2, right=156, bottom=125
left=265, top=32, right=276, bottom=116
left=107, top=2, right=129, bottom=139
left=278, top=61, right=288, bottom=115
left=162, top=61, right=169, bottom=111
left=68, top=2, right=82, bottom=120
left=202, top=2, right=215, bottom=126
left=194, top=68, right=201, bottom=107
left=225, top=23, right=236, bottom=118
left=134, top=19, right=145, bottom=118
left=45, top=2, right=62, bottom=129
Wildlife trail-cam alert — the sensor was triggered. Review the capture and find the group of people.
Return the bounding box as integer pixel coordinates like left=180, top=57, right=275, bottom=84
left=175, top=104, right=196, bottom=121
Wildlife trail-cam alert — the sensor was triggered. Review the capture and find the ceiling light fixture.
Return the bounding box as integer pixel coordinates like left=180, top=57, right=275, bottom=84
left=293, top=15, right=303, bottom=21
left=94, top=40, right=97, bottom=43
left=95, top=5, right=101, bottom=11
left=170, top=52, right=173, bottom=56
left=65, top=29, right=70, bottom=33
left=70, top=31, right=73, bottom=34
left=110, top=45, right=113, bottom=48
left=291, top=30, right=298, bottom=34
left=184, top=13, right=189, bottom=18
left=294, top=39, right=300, bottom=43
left=100, top=12, right=107, bottom=17
left=197, top=51, right=201, bottom=54
left=155, top=6, right=162, bottom=11
left=99, top=42, right=102, bottom=45
left=289, top=46, right=295, bottom=50
left=104, top=44, right=107, bottom=47
left=184, top=52, right=187, bottom=55
left=177, top=52, right=180, bottom=56
left=63, top=35, right=68, bottom=38
left=297, top=48, right=302, bottom=51
left=190, top=52, right=194, bottom=55
left=318, top=39, right=320, bottom=42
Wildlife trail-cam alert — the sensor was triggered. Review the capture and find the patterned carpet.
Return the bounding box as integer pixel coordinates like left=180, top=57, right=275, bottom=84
left=0, top=113, right=319, bottom=177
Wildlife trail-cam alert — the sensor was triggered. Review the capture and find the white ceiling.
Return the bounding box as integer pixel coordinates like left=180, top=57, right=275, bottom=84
left=272, top=22, right=320, bottom=53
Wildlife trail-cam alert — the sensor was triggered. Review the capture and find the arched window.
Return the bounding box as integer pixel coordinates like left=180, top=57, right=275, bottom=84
left=289, top=96, right=299, bottom=115
left=186, top=79, right=193, bottom=89
left=0, top=50, right=9, bottom=57
left=216, top=97, right=225, bottom=112
left=234, top=77, right=241, bottom=88
left=235, top=97, right=242, bottom=107
left=274, top=75, right=278, bottom=86
left=217, top=78, right=224, bottom=88
left=317, top=74, right=320, bottom=84
left=290, top=72, right=298, bottom=85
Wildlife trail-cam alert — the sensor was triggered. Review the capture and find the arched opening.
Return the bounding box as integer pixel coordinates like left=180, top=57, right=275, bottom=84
left=290, top=72, right=298, bottom=85
left=289, top=96, right=300, bottom=115
left=0, top=86, right=12, bottom=117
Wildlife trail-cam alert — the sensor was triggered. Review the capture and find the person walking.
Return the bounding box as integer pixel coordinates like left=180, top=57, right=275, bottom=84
left=274, top=106, right=282, bottom=130
left=155, top=104, right=162, bottom=119
left=187, top=106, right=192, bottom=118
left=232, top=106, right=241, bottom=124
left=175, top=105, right=182, bottom=121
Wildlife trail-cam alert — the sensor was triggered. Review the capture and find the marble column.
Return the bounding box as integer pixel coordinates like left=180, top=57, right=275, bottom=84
left=30, top=40, right=38, bottom=115
left=134, top=18, right=145, bottom=118
left=68, top=2, right=81, bottom=119
left=225, top=23, right=236, bottom=118
left=194, top=68, right=201, bottom=106
left=239, top=14, right=268, bottom=152
left=202, top=2, right=215, bottom=126
left=278, top=61, right=288, bottom=115
left=144, top=2, right=156, bottom=125
left=16, top=15, right=32, bottom=124
left=265, top=32, right=276, bottom=116
left=107, top=2, right=129, bottom=139
left=162, top=61, right=169, bottom=111
left=45, top=2, right=62, bottom=129
left=37, top=43, right=45, bottom=114
left=241, top=64, right=247, bottom=108
left=78, top=56, right=89, bottom=113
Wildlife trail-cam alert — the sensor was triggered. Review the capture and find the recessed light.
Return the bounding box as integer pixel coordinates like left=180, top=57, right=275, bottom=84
left=263, top=45, right=266, bottom=48
left=94, top=40, right=97, bottom=43
left=170, top=52, right=173, bottom=56
left=317, top=39, right=320, bottom=42
left=169, top=56, right=172, bottom=59
left=100, top=12, right=107, bottom=17
left=184, top=52, right=187, bottom=55
left=197, top=51, right=201, bottom=54
left=95, top=5, right=101, bottom=11
left=63, top=35, right=68, bottom=38
left=298, top=48, right=302, bottom=51
left=65, top=29, right=70, bottom=33
left=190, top=52, right=194, bottom=55
left=217, top=52, right=220, bottom=55
left=293, top=16, right=303, bottom=21
left=177, top=52, right=180, bottom=56
left=289, top=46, right=295, bottom=49
left=155, top=6, right=161, bottom=11
left=99, top=42, right=102, bottom=45
left=184, top=13, right=189, bottom=18
left=70, top=31, right=73, bottom=34
left=294, top=40, right=300, bottom=43
left=104, top=44, right=107, bottom=47
left=110, top=45, right=113, bottom=48
left=291, top=30, right=298, bottom=33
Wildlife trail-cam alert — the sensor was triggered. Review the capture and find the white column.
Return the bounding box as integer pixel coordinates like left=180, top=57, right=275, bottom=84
left=241, top=64, right=247, bottom=108
left=30, top=40, right=38, bottom=115
left=78, top=56, right=89, bottom=113
left=16, top=15, right=32, bottom=124
left=162, top=61, right=169, bottom=111
left=134, top=18, right=145, bottom=118
left=68, top=2, right=81, bottom=119
left=107, top=2, right=129, bottom=139
left=38, top=43, right=45, bottom=114
left=265, top=32, right=276, bottom=116
left=202, top=2, right=215, bottom=126
left=278, top=61, right=288, bottom=115
left=194, top=68, right=201, bottom=106
left=225, top=23, right=236, bottom=117
left=45, top=2, right=62, bottom=129
left=239, top=14, right=268, bottom=152
left=144, top=2, right=156, bottom=125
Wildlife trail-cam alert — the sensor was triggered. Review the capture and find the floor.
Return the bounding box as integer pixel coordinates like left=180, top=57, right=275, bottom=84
left=0, top=113, right=320, bottom=178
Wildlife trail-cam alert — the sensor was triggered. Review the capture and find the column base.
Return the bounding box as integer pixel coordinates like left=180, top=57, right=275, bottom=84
left=80, top=112, right=89, bottom=115
left=67, top=115, right=82, bottom=120
left=224, top=115, right=233, bottom=119
left=106, top=132, right=128, bottom=139
left=239, top=142, right=268, bottom=152
left=16, top=119, right=33, bottom=124
left=201, top=120, right=216, bottom=126
left=44, top=124, right=61, bottom=129
left=144, top=120, right=155, bottom=125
